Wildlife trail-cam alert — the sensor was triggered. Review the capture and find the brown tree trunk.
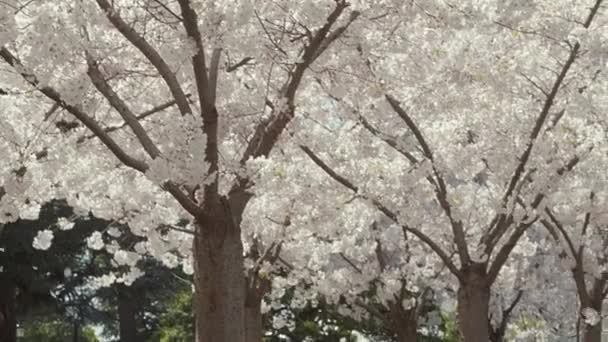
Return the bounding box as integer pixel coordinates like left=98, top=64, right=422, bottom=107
left=489, top=328, right=504, bottom=342
left=582, top=300, right=603, bottom=342
left=117, top=285, right=138, bottom=342
left=0, top=278, right=16, bottom=342
left=577, top=277, right=605, bottom=342
left=244, top=251, right=273, bottom=342
left=193, top=204, right=246, bottom=342
left=583, top=323, right=602, bottom=342
left=244, top=295, right=263, bottom=342
left=393, top=315, right=418, bottom=342
left=457, top=264, right=491, bottom=342
left=388, top=301, right=418, bottom=342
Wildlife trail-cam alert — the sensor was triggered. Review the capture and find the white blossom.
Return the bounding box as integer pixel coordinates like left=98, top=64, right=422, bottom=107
left=582, top=307, right=601, bottom=326
left=57, top=217, right=74, bottom=231
left=86, top=231, right=104, bottom=250
left=32, top=229, right=53, bottom=250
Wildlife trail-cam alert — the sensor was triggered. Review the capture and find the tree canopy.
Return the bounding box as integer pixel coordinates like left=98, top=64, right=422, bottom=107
left=0, top=0, right=607, bottom=341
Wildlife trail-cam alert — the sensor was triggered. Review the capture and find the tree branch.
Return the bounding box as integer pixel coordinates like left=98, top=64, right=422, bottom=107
left=485, top=149, right=589, bottom=257
left=226, top=56, right=254, bottom=72
left=485, top=0, right=603, bottom=249
left=0, top=47, right=148, bottom=172
left=79, top=95, right=192, bottom=142
left=176, top=0, right=220, bottom=197
left=547, top=208, right=581, bottom=262
left=578, top=191, right=594, bottom=261
left=385, top=94, right=471, bottom=266
left=239, top=0, right=355, bottom=164
left=0, top=47, right=202, bottom=217
left=94, top=0, right=192, bottom=116
left=487, top=217, right=538, bottom=283
left=86, top=54, right=161, bottom=158
left=358, top=114, right=419, bottom=164
left=299, top=144, right=462, bottom=279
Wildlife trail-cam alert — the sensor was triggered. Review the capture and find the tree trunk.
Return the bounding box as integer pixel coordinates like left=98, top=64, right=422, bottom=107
left=117, top=285, right=138, bottom=342
left=577, top=277, right=605, bottom=342
left=0, top=278, right=16, bottom=342
left=388, top=301, right=418, bottom=342
left=193, top=205, right=246, bottom=342
left=244, top=264, right=273, bottom=342
left=244, top=295, right=263, bottom=342
left=72, top=320, right=80, bottom=342
left=582, top=300, right=603, bottom=342
left=489, top=328, right=504, bottom=342
left=457, top=264, right=491, bottom=342
left=393, top=316, right=418, bottom=342
left=583, top=323, right=602, bottom=342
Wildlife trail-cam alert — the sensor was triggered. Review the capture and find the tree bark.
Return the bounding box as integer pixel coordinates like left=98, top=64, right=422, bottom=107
left=244, top=294, right=263, bottom=342
left=117, top=285, right=138, bottom=342
left=582, top=300, right=603, bottom=342
left=583, top=322, right=602, bottom=342
left=457, top=264, right=491, bottom=342
left=576, top=276, right=605, bottom=342
left=489, top=328, right=504, bottom=342
left=72, top=320, right=80, bottom=342
left=193, top=203, right=246, bottom=342
left=0, top=278, right=16, bottom=342
left=388, top=301, right=418, bottom=342
left=244, top=245, right=274, bottom=342
left=393, top=313, right=418, bottom=342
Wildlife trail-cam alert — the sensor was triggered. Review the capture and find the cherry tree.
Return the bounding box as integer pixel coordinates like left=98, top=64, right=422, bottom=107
left=277, top=0, right=606, bottom=340
left=540, top=157, right=608, bottom=341
left=244, top=151, right=453, bottom=341
left=0, top=0, right=606, bottom=341
left=0, top=0, right=362, bottom=341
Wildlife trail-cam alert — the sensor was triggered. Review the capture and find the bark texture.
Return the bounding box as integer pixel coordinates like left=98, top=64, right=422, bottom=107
left=72, top=321, right=81, bottom=342
left=582, top=299, right=603, bottom=342
left=583, top=323, right=602, bottom=342
left=117, top=285, right=138, bottom=342
left=385, top=300, right=418, bottom=342
left=193, top=202, right=247, bottom=342
left=244, top=293, right=263, bottom=342
left=392, top=311, right=418, bottom=342
left=457, top=264, right=491, bottom=342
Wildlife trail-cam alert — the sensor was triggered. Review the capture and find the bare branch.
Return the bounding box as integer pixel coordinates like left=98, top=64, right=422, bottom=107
left=43, top=103, right=60, bottom=121
left=151, top=0, right=183, bottom=22
left=519, top=72, right=549, bottom=96
left=159, top=224, right=199, bottom=236
left=226, top=56, right=254, bottom=72
left=299, top=145, right=358, bottom=192
left=339, top=252, right=363, bottom=274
